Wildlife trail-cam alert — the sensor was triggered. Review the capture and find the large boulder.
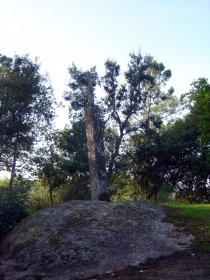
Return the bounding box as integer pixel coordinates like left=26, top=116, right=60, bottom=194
left=0, top=201, right=194, bottom=280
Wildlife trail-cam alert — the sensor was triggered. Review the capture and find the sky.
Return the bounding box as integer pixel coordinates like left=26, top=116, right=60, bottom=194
left=0, top=0, right=210, bottom=129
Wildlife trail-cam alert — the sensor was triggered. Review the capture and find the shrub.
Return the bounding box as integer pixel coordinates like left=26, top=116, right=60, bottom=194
left=59, top=182, right=91, bottom=202
left=0, top=186, right=29, bottom=237
left=28, top=180, right=52, bottom=209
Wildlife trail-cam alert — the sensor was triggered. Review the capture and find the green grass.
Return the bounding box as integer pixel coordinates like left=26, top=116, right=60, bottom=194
left=161, top=203, right=210, bottom=252
left=162, top=203, right=210, bottom=221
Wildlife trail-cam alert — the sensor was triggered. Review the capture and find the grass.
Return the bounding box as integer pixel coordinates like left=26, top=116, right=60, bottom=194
left=162, top=203, right=210, bottom=219
left=161, top=202, right=210, bottom=252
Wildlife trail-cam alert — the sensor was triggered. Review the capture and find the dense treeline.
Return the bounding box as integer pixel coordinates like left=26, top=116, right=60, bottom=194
left=0, top=51, right=209, bottom=235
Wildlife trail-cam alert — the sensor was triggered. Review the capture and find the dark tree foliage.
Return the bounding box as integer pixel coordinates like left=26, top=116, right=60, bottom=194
left=55, top=119, right=89, bottom=176
left=130, top=112, right=210, bottom=203
left=34, top=120, right=90, bottom=202
left=0, top=54, right=55, bottom=188
left=54, top=119, right=90, bottom=200
left=64, top=65, right=99, bottom=118
left=161, top=113, right=209, bottom=203
left=128, top=129, right=165, bottom=201
left=181, top=78, right=210, bottom=168
left=101, top=53, right=173, bottom=181
left=0, top=181, right=29, bottom=236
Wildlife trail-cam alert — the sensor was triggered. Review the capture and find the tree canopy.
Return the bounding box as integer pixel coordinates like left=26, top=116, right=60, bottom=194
left=0, top=54, right=55, bottom=188
left=65, top=52, right=174, bottom=184
left=0, top=51, right=209, bottom=204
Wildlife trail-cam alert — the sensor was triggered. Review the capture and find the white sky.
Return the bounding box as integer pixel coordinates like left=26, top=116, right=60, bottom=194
left=0, top=0, right=210, bottom=128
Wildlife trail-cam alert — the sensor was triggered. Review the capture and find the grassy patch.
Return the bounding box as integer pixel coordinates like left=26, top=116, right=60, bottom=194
left=162, top=203, right=210, bottom=252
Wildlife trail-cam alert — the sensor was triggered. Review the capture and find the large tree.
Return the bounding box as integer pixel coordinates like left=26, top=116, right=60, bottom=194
left=65, top=67, right=109, bottom=200
left=102, top=52, right=173, bottom=181
left=0, top=54, right=55, bottom=188
left=65, top=51, right=173, bottom=189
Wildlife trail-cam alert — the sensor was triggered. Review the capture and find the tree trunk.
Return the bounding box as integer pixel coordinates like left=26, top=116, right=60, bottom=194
left=10, top=133, right=19, bottom=189
left=49, top=185, right=53, bottom=206
left=107, top=133, right=123, bottom=185
left=85, top=104, right=109, bottom=201
left=84, top=75, right=109, bottom=201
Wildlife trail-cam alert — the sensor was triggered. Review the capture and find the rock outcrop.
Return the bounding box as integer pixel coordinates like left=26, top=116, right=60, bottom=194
left=0, top=201, right=194, bottom=280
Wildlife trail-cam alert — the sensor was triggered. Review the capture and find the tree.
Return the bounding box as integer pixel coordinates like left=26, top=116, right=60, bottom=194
left=101, top=52, right=173, bottom=181
left=65, top=67, right=109, bottom=200
left=0, top=54, right=55, bottom=188
left=34, top=145, right=65, bottom=206
left=55, top=120, right=89, bottom=178
left=162, top=113, right=209, bottom=203
left=182, top=78, right=210, bottom=148
left=126, top=126, right=171, bottom=202
left=65, top=51, right=173, bottom=191
left=180, top=78, right=210, bottom=171
left=33, top=119, right=91, bottom=203
left=129, top=112, right=209, bottom=203
left=55, top=120, right=91, bottom=199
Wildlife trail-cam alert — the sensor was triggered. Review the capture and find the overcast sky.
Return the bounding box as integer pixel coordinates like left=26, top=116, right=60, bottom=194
left=1, top=0, right=210, bottom=128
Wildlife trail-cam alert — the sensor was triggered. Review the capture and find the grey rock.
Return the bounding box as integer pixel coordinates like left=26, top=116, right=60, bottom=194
left=0, top=201, right=194, bottom=280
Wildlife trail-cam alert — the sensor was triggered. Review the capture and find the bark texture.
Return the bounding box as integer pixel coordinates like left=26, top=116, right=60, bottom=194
left=85, top=104, right=109, bottom=200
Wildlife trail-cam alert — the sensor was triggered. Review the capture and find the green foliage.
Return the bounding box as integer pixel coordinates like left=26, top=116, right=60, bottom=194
left=28, top=180, right=53, bottom=209
left=161, top=114, right=209, bottom=203
left=55, top=120, right=89, bottom=175
left=128, top=110, right=209, bottom=203
left=0, top=54, right=55, bottom=186
left=102, top=53, right=174, bottom=180
left=0, top=184, right=28, bottom=236
left=110, top=173, right=146, bottom=202
left=31, top=119, right=89, bottom=207
left=181, top=78, right=210, bottom=168
left=103, top=53, right=173, bottom=131
left=27, top=179, right=91, bottom=210
left=185, top=78, right=210, bottom=147
left=64, top=64, right=99, bottom=117
left=65, top=51, right=174, bottom=183
left=1, top=51, right=208, bottom=206
left=128, top=129, right=165, bottom=201
left=0, top=177, right=10, bottom=188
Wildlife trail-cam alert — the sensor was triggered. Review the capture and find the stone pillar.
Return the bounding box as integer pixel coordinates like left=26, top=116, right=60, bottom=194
left=84, top=76, right=109, bottom=201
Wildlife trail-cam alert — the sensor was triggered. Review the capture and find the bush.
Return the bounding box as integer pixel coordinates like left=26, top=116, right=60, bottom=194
left=27, top=180, right=91, bottom=210
left=0, top=186, right=29, bottom=237
left=59, top=182, right=91, bottom=202
left=28, top=180, right=53, bottom=209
